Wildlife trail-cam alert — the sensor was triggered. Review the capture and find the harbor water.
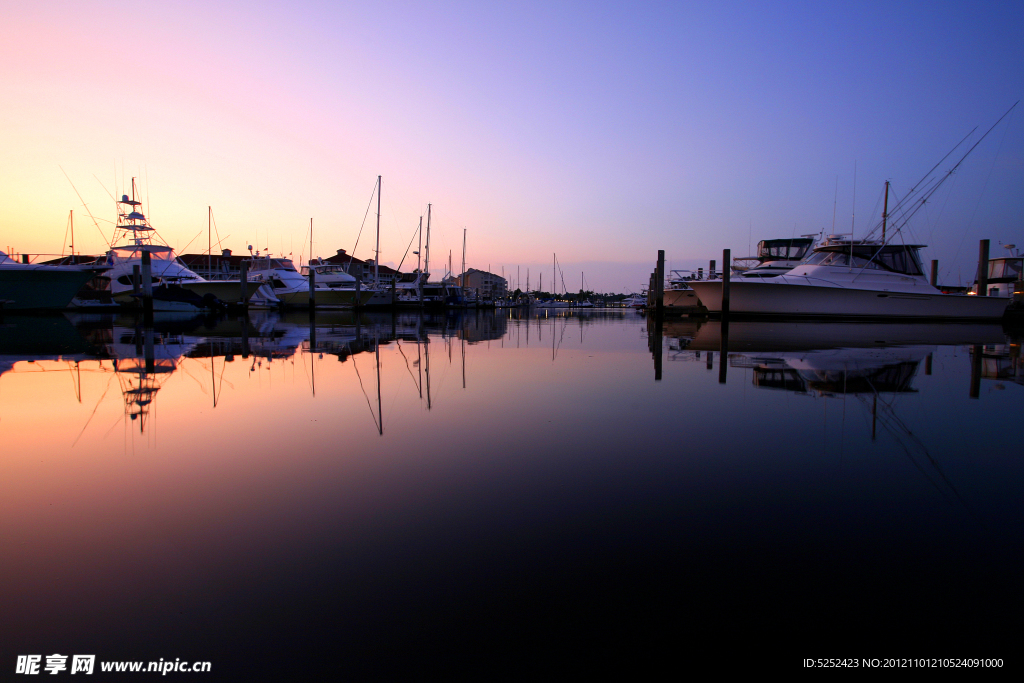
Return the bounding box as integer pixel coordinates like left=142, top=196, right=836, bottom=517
left=1, top=309, right=1020, bottom=676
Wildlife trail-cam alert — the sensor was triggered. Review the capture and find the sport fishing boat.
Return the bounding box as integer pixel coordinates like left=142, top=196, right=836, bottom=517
left=690, top=109, right=1021, bottom=320
left=105, top=179, right=258, bottom=309
left=688, top=236, right=1009, bottom=320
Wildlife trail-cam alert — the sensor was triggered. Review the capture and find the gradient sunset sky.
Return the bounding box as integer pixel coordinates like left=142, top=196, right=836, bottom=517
left=2, top=1, right=1021, bottom=291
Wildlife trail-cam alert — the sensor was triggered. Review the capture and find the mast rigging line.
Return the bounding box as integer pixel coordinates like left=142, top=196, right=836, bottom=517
left=863, top=101, right=1019, bottom=246
left=60, top=166, right=108, bottom=247
left=347, top=178, right=379, bottom=272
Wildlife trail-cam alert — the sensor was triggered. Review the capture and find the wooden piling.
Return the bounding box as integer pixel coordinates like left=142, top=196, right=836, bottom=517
left=970, top=344, right=982, bottom=398
left=655, top=250, right=665, bottom=315
left=721, top=249, right=731, bottom=318
left=239, top=261, right=249, bottom=309
left=308, top=267, right=316, bottom=310
left=140, top=250, right=153, bottom=313
left=977, top=240, right=990, bottom=296
left=930, top=260, right=938, bottom=287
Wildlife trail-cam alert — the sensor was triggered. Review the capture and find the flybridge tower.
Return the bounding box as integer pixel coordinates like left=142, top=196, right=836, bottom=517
left=113, top=178, right=155, bottom=247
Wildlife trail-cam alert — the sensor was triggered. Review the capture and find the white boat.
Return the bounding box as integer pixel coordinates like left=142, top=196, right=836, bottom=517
left=105, top=180, right=259, bottom=309
left=663, top=270, right=701, bottom=310
left=303, top=259, right=393, bottom=307
left=689, top=113, right=1023, bottom=321
left=0, top=251, right=104, bottom=310
left=688, top=236, right=1010, bottom=320
left=622, top=292, right=647, bottom=308
left=248, top=253, right=372, bottom=309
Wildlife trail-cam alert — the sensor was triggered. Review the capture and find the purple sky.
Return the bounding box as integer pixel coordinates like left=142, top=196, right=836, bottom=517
left=1, top=1, right=1021, bottom=291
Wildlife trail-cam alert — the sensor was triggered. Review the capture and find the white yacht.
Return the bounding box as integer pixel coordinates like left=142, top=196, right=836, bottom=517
left=622, top=292, right=647, bottom=308
left=248, top=254, right=372, bottom=309
left=688, top=237, right=1010, bottom=320
left=104, top=180, right=258, bottom=309
left=303, top=259, right=393, bottom=307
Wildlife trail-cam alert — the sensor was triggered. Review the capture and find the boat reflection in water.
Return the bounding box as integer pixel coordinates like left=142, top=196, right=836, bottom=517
left=663, top=318, right=1007, bottom=396
left=3, top=309, right=1022, bottom=675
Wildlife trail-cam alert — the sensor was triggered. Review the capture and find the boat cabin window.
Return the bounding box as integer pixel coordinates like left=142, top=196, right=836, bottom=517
left=108, top=246, right=177, bottom=264
left=805, top=245, right=923, bottom=275
left=988, top=258, right=1023, bottom=280
left=758, top=238, right=814, bottom=260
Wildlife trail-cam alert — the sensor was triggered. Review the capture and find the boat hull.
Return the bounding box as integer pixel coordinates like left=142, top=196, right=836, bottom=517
left=0, top=268, right=99, bottom=310
left=276, top=288, right=374, bottom=309
left=179, top=280, right=261, bottom=305
left=663, top=287, right=701, bottom=310
left=688, top=280, right=1010, bottom=320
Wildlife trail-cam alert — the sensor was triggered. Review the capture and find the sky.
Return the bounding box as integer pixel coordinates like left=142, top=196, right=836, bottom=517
left=1, top=0, right=1022, bottom=292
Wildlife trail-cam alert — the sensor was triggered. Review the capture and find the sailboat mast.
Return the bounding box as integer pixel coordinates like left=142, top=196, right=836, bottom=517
left=417, top=217, right=422, bottom=277
left=375, top=175, right=381, bottom=287
left=69, top=210, right=74, bottom=258
left=462, top=228, right=466, bottom=293
left=425, top=203, right=431, bottom=281
left=208, top=206, right=212, bottom=277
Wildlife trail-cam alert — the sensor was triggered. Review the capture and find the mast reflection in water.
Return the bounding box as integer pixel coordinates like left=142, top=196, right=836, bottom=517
left=0, top=310, right=1021, bottom=675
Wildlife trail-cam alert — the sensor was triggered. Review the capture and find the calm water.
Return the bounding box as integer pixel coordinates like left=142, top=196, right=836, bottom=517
left=1, top=309, right=1021, bottom=676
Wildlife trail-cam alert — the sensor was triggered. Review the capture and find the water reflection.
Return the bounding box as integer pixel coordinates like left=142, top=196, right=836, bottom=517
left=1, top=309, right=1020, bottom=675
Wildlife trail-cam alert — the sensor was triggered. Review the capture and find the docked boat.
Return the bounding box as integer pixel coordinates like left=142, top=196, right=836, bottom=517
left=303, top=259, right=393, bottom=307
left=663, top=270, right=701, bottom=310
left=688, top=236, right=1010, bottom=320
left=622, top=292, right=647, bottom=308
left=105, top=180, right=259, bottom=309
left=0, top=251, right=106, bottom=310
left=971, top=248, right=1021, bottom=298
left=248, top=254, right=373, bottom=309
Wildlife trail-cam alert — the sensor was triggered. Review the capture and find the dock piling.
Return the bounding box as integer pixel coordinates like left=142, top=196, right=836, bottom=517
left=721, top=249, right=731, bottom=318
left=655, top=250, right=665, bottom=316
left=977, top=240, right=990, bottom=296
left=239, top=261, right=249, bottom=308
left=308, top=267, right=316, bottom=311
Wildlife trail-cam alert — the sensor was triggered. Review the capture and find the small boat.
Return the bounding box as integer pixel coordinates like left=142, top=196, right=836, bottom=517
left=622, top=292, right=647, bottom=308
left=663, top=270, right=701, bottom=310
